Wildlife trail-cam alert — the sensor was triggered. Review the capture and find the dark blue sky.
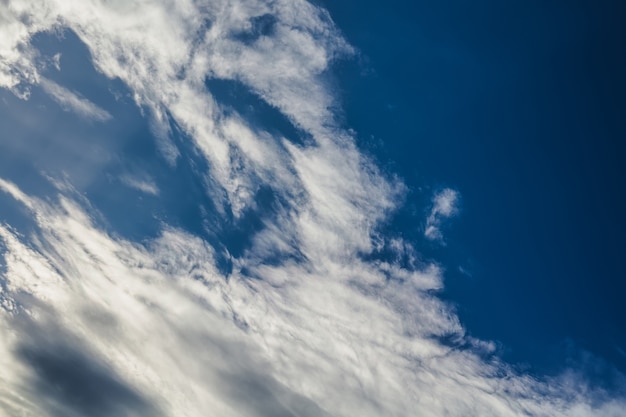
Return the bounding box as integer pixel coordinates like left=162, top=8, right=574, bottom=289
left=322, top=0, right=626, bottom=381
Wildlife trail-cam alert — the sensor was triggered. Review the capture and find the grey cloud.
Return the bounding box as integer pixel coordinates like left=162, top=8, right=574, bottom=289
left=216, top=367, right=335, bottom=417
left=8, top=310, right=163, bottom=417
left=17, top=345, right=161, bottom=417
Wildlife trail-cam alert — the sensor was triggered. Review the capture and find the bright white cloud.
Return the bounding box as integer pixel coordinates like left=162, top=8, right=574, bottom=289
left=0, top=1, right=624, bottom=417
left=424, top=188, right=460, bottom=242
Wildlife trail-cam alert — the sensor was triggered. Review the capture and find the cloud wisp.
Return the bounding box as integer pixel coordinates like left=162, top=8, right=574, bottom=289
left=39, top=78, right=112, bottom=122
left=119, top=174, right=160, bottom=196
left=424, top=188, right=460, bottom=243
left=0, top=1, right=624, bottom=417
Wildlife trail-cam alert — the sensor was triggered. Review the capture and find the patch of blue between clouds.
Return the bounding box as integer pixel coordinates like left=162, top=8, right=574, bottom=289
left=205, top=77, right=312, bottom=147
left=231, top=14, right=278, bottom=45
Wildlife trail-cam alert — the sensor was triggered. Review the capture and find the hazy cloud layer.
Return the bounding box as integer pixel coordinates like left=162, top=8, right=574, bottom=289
left=0, top=1, right=624, bottom=417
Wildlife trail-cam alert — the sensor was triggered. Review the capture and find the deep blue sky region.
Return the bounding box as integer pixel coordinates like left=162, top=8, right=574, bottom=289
left=322, top=0, right=626, bottom=378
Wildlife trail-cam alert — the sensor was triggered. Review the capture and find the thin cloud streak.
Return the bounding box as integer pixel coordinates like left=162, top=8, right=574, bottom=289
left=39, top=78, right=112, bottom=122
left=119, top=175, right=160, bottom=196
left=0, top=1, right=624, bottom=416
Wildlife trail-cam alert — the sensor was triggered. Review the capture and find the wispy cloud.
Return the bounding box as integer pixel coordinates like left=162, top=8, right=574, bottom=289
left=0, top=2, right=624, bottom=417
left=424, top=188, right=460, bottom=243
left=119, top=175, right=159, bottom=196
left=1, top=176, right=623, bottom=417
left=39, top=78, right=111, bottom=122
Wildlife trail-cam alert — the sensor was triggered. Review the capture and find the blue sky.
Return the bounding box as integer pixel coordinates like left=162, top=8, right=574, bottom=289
left=323, top=0, right=626, bottom=378
left=0, top=1, right=624, bottom=416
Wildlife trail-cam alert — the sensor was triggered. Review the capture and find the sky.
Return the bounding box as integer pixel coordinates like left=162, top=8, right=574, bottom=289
left=321, top=0, right=626, bottom=379
left=0, top=1, right=625, bottom=416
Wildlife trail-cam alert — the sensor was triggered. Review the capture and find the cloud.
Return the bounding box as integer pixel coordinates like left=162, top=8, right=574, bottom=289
left=0, top=2, right=624, bottom=417
left=16, top=329, right=163, bottom=417
left=39, top=78, right=112, bottom=122
left=0, top=181, right=624, bottom=417
left=119, top=175, right=159, bottom=196
left=424, top=188, right=460, bottom=242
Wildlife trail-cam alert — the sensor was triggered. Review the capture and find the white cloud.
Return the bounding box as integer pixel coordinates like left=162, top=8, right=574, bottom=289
left=39, top=78, right=112, bottom=122
left=0, top=2, right=624, bottom=417
left=0, top=179, right=623, bottom=417
left=424, top=188, right=460, bottom=242
left=51, top=53, right=61, bottom=71
left=120, top=174, right=159, bottom=196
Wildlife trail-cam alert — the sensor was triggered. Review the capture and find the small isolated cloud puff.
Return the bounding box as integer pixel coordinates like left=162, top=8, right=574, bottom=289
left=424, top=188, right=460, bottom=242
left=40, top=78, right=112, bottom=122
